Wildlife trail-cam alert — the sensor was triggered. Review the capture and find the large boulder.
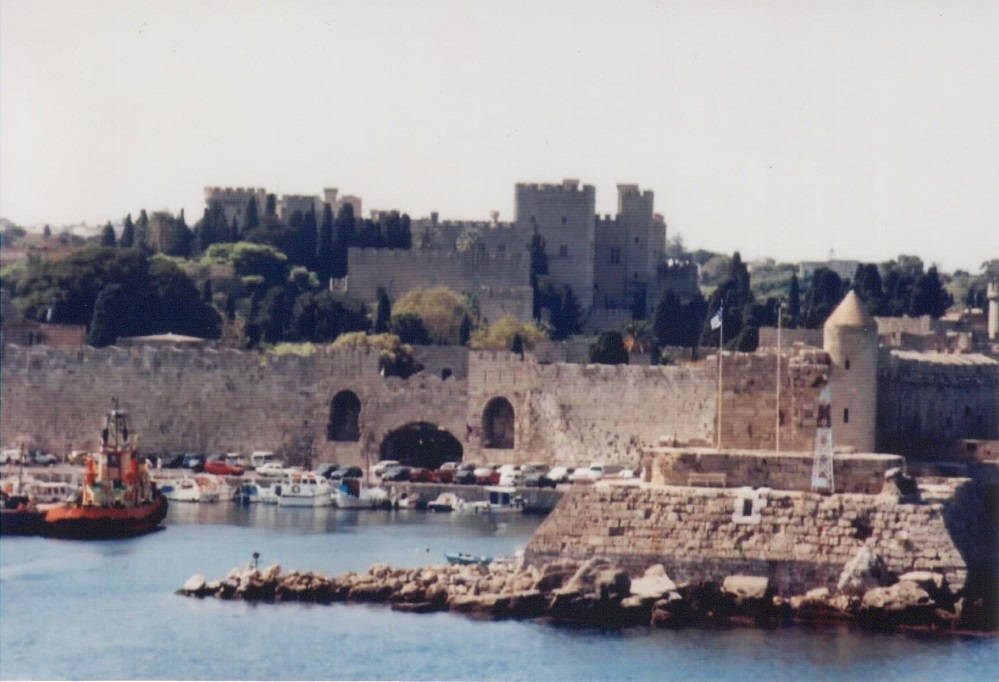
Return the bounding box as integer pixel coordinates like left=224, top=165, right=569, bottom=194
left=533, top=560, right=582, bottom=593
left=837, top=546, right=893, bottom=596
left=720, top=575, right=777, bottom=626
left=629, top=564, right=677, bottom=602
left=857, top=580, right=936, bottom=631
left=181, top=574, right=208, bottom=597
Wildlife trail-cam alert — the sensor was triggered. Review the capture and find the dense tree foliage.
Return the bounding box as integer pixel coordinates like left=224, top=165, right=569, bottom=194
left=469, top=315, right=548, bottom=350
left=392, top=287, right=469, bottom=345
left=589, top=331, right=629, bottom=365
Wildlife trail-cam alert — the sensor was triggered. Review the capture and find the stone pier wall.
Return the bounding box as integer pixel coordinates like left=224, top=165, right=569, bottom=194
left=524, top=478, right=996, bottom=596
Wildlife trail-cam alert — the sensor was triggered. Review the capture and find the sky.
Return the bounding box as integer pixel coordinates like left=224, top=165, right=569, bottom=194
left=1, top=0, right=996, bottom=273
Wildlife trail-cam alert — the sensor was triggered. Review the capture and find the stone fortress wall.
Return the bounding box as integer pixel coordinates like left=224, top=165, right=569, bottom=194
left=343, top=247, right=533, bottom=324
left=524, top=475, right=996, bottom=595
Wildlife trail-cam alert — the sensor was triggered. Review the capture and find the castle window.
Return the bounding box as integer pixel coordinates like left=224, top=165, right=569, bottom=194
left=843, top=408, right=849, bottom=423
left=497, top=243, right=505, bottom=253
left=845, top=358, right=851, bottom=370
left=559, top=245, right=568, bottom=258
left=609, top=248, right=621, bottom=264
left=635, top=237, right=639, bottom=244
left=562, top=216, right=567, bottom=225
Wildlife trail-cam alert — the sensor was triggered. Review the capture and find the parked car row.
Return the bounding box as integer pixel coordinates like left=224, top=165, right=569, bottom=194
left=0, top=449, right=59, bottom=466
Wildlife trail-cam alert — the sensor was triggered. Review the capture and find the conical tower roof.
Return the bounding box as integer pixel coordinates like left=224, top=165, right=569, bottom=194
left=824, top=290, right=877, bottom=332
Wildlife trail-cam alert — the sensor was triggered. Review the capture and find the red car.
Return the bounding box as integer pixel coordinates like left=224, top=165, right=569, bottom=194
left=204, top=458, right=244, bottom=476
left=434, top=468, right=455, bottom=484
left=408, top=467, right=436, bottom=483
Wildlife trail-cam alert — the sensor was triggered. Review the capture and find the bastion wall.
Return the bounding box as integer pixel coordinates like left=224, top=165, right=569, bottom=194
left=523, top=477, right=996, bottom=595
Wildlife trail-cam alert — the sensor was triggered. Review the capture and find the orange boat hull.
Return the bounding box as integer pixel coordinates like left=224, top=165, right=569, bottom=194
left=42, top=495, right=168, bottom=540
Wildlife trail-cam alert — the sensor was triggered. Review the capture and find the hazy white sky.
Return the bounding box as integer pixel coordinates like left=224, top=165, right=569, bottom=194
left=1, top=0, right=996, bottom=272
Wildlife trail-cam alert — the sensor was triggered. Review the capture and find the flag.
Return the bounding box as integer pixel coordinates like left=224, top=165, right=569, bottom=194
left=710, top=308, right=723, bottom=331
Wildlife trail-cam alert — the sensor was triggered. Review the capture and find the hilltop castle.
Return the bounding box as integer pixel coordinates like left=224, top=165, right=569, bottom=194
left=206, top=179, right=698, bottom=328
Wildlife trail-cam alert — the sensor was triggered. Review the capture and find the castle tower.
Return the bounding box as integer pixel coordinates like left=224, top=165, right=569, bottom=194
left=514, top=179, right=597, bottom=310
left=988, top=281, right=998, bottom=341
left=823, top=290, right=878, bottom=453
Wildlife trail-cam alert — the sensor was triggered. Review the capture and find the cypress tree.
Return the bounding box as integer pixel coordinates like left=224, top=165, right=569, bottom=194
left=460, top=314, right=473, bottom=346
left=375, top=287, right=391, bottom=334
left=317, top=203, right=334, bottom=282
left=120, top=214, right=135, bottom=248
left=787, top=273, right=801, bottom=328
left=245, top=197, right=259, bottom=232
left=100, top=222, right=117, bottom=247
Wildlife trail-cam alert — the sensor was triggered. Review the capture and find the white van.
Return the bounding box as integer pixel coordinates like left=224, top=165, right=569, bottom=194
left=249, top=451, right=279, bottom=469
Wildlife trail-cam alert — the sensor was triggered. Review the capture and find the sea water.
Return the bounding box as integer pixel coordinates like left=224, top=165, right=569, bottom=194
left=1, top=503, right=996, bottom=681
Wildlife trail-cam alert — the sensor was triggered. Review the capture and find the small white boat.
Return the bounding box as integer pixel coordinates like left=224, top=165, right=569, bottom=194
left=427, top=492, right=466, bottom=513
left=160, top=477, right=204, bottom=503
left=469, top=486, right=525, bottom=515
left=277, top=473, right=332, bottom=507
left=389, top=490, right=419, bottom=509
left=333, top=478, right=388, bottom=509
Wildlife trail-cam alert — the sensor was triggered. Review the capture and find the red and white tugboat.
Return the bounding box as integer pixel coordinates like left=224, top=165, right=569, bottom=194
left=42, top=402, right=168, bottom=539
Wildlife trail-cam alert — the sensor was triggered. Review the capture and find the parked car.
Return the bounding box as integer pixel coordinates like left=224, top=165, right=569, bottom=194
left=314, top=463, right=340, bottom=479
left=434, top=467, right=455, bottom=484
left=409, top=467, right=435, bottom=483
left=204, top=457, right=244, bottom=476
left=524, top=471, right=556, bottom=488
left=27, top=451, right=59, bottom=467
left=473, top=465, right=500, bottom=486
left=1, top=448, right=23, bottom=465
left=371, top=460, right=400, bottom=478
left=161, top=454, right=187, bottom=469
left=381, top=465, right=412, bottom=482
left=340, top=466, right=363, bottom=479
left=545, top=466, right=575, bottom=484
left=454, top=463, right=477, bottom=485
left=182, top=454, right=206, bottom=472
left=255, top=461, right=287, bottom=477
left=497, top=465, right=523, bottom=487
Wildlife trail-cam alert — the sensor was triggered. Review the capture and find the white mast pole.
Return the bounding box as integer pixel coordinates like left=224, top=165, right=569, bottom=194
left=716, top=307, right=723, bottom=451
left=776, top=300, right=782, bottom=453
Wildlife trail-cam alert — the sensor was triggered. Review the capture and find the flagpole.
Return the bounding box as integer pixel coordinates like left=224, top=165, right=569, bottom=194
left=716, top=306, right=723, bottom=451
left=776, top=300, right=782, bottom=453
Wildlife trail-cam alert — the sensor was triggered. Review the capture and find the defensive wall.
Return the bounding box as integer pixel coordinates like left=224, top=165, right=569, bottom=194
left=643, top=447, right=904, bottom=494
left=524, top=474, right=997, bottom=595
left=343, top=248, right=532, bottom=324
left=2, top=336, right=996, bottom=468
left=877, top=350, right=999, bottom=458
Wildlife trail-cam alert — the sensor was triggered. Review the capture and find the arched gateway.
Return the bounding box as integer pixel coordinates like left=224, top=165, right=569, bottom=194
left=482, top=396, right=515, bottom=449
left=379, top=422, right=462, bottom=469
left=327, top=391, right=361, bottom=441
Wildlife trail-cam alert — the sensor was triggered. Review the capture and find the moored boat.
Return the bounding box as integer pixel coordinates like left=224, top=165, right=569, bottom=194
left=277, top=473, right=332, bottom=507
left=427, top=492, right=466, bottom=513
left=333, top=478, right=388, bottom=509
left=0, top=494, right=45, bottom=536
left=445, top=552, right=493, bottom=566
left=41, top=402, right=168, bottom=539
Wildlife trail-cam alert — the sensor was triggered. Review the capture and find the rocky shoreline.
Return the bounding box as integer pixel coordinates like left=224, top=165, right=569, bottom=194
left=179, top=549, right=998, bottom=635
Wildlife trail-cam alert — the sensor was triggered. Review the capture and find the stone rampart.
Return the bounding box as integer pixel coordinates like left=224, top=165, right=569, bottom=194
left=344, top=248, right=530, bottom=305
left=877, top=351, right=999, bottom=458
left=524, top=477, right=996, bottom=595
left=644, top=448, right=904, bottom=494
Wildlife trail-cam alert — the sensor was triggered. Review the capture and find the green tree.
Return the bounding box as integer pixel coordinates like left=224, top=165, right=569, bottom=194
left=317, top=203, right=334, bottom=282
left=853, top=264, right=885, bottom=316
left=459, top=313, right=473, bottom=346
left=392, top=287, right=469, bottom=344
left=652, top=289, right=684, bottom=347
left=469, top=315, right=548, bottom=350
left=100, top=222, right=117, bottom=247
left=589, top=331, right=629, bottom=365
left=331, top=203, right=354, bottom=279
left=802, top=267, right=844, bottom=328
left=119, top=214, right=135, bottom=248
left=390, top=312, right=431, bottom=345
left=87, top=284, right=123, bottom=347
left=786, top=273, right=801, bottom=328
left=908, top=266, right=951, bottom=318
left=549, top=285, right=583, bottom=340
left=245, top=197, right=260, bottom=232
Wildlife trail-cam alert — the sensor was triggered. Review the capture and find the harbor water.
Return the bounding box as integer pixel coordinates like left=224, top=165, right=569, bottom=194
left=1, top=503, right=996, bottom=681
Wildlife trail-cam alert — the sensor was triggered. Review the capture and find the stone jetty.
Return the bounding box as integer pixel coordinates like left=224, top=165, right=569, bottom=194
left=178, top=548, right=997, bottom=634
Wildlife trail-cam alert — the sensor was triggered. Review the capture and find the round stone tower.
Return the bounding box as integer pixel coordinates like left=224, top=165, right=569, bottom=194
left=988, top=281, right=998, bottom=341
left=823, top=290, right=879, bottom=453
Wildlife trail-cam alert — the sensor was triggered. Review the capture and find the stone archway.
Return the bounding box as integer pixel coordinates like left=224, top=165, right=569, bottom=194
left=482, top=396, right=515, bottom=449
left=378, top=422, right=463, bottom=469
left=327, top=391, right=361, bottom=442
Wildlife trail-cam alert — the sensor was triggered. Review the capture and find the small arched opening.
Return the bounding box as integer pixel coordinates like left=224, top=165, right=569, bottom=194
left=327, top=391, right=361, bottom=442
left=482, top=396, right=515, bottom=449
left=379, top=422, right=463, bottom=469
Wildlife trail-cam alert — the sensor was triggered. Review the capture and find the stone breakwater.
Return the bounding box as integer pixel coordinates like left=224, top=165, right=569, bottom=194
left=178, top=552, right=998, bottom=633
